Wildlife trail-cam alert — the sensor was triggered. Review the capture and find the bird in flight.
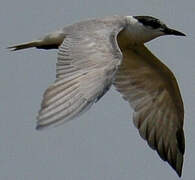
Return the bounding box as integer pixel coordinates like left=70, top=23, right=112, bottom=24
left=9, top=15, right=185, bottom=177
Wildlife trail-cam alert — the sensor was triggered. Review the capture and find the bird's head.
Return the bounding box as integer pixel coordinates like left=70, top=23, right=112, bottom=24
left=125, top=16, right=185, bottom=44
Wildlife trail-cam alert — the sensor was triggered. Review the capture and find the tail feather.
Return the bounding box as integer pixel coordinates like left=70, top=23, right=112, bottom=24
left=8, top=30, right=65, bottom=51
left=8, top=41, right=41, bottom=51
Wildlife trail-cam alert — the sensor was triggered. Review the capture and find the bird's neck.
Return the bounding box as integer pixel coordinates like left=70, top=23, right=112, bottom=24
left=119, top=16, right=162, bottom=47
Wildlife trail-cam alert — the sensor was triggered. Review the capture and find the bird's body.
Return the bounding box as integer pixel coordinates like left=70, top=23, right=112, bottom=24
left=9, top=15, right=185, bottom=177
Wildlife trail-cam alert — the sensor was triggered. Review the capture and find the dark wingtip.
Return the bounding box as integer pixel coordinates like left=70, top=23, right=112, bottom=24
left=36, top=124, right=44, bottom=130
left=176, top=166, right=182, bottom=178
left=173, top=153, right=183, bottom=178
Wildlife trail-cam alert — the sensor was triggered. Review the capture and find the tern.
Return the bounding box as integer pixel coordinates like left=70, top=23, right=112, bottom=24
left=9, top=15, right=185, bottom=177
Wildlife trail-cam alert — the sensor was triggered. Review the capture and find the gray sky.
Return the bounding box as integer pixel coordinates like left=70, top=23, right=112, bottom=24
left=1, top=0, right=195, bottom=179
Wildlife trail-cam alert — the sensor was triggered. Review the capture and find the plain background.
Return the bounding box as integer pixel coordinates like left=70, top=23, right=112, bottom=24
left=1, top=0, right=195, bottom=179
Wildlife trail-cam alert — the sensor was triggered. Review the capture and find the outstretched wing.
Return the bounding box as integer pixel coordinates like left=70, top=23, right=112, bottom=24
left=114, top=44, right=185, bottom=176
left=37, top=20, right=125, bottom=129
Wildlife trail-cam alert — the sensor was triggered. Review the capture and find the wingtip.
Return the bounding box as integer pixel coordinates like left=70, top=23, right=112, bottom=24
left=177, top=172, right=182, bottom=178
left=36, top=117, right=46, bottom=130
left=175, top=155, right=183, bottom=178
left=36, top=124, right=43, bottom=130
left=36, top=115, right=45, bottom=130
left=175, top=168, right=182, bottom=178
left=167, top=151, right=183, bottom=178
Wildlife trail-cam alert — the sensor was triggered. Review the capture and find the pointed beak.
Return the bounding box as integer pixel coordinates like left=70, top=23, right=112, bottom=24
left=163, top=27, right=186, bottom=36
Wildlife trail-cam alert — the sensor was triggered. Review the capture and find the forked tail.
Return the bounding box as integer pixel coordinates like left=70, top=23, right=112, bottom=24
left=8, top=41, right=41, bottom=51
left=8, top=30, right=65, bottom=51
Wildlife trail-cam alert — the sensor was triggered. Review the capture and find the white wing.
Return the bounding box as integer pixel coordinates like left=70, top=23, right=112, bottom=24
left=114, top=45, right=185, bottom=176
left=37, top=19, right=125, bottom=129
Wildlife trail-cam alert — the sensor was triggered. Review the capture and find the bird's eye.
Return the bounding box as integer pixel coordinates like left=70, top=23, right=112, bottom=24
left=141, top=19, right=161, bottom=29
left=148, top=20, right=161, bottom=29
